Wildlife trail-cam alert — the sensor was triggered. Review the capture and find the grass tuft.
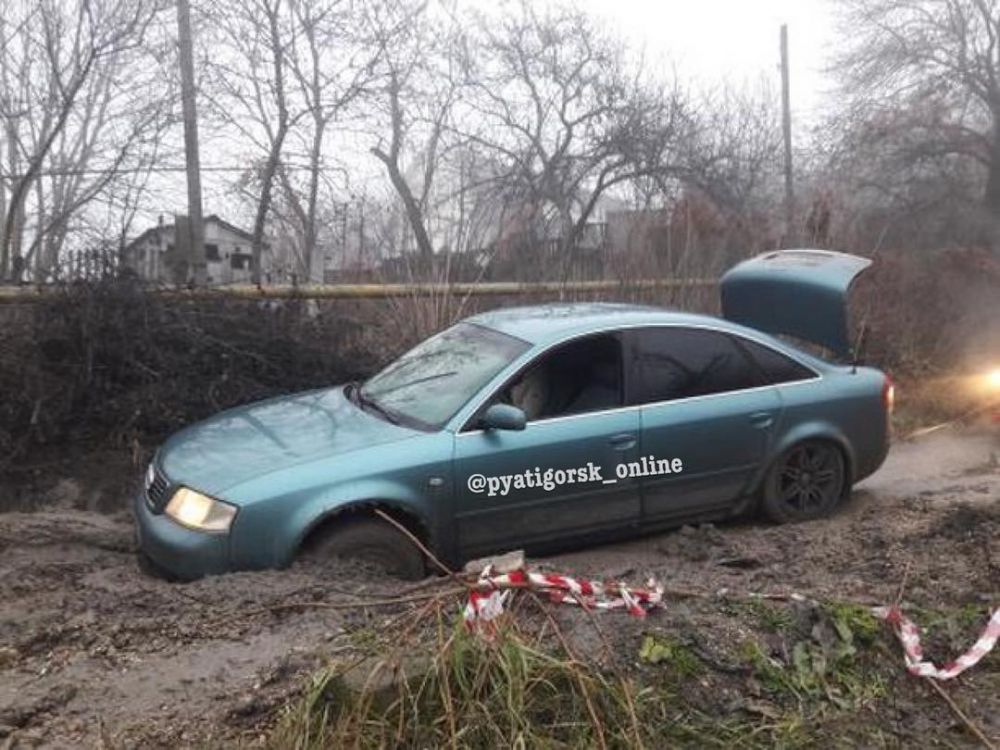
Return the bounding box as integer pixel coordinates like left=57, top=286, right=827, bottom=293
left=266, top=595, right=991, bottom=749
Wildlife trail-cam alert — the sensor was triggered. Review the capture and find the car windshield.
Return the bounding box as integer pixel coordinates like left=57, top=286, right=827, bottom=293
left=360, top=322, right=530, bottom=429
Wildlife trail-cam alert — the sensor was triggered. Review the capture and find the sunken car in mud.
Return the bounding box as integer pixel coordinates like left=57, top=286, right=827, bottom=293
left=134, top=249, right=892, bottom=580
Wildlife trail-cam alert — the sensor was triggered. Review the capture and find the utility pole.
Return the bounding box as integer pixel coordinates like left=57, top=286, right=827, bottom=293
left=176, top=0, right=206, bottom=286
left=780, top=24, right=795, bottom=246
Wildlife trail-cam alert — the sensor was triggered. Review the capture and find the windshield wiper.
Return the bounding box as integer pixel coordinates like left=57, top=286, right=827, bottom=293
left=363, top=371, right=459, bottom=399
left=348, top=382, right=402, bottom=425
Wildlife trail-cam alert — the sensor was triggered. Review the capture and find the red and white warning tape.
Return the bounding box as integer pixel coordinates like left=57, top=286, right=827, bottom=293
left=462, top=566, right=998, bottom=682
left=464, top=567, right=663, bottom=629
left=873, top=605, right=1000, bottom=681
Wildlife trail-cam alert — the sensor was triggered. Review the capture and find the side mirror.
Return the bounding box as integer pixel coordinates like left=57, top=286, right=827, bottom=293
left=481, top=403, right=526, bottom=431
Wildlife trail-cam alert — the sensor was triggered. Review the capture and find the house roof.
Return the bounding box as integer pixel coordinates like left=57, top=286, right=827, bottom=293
left=125, top=215, right=257, bottom=251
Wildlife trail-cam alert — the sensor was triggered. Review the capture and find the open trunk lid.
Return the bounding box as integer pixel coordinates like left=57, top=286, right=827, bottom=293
left=720, top=249, right=872, bottom=358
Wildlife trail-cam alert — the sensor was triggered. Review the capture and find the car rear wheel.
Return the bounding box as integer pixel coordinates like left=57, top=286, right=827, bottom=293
left=303, top=517, right=426, bottom=580
left=761, top=440, right=846, bottom=523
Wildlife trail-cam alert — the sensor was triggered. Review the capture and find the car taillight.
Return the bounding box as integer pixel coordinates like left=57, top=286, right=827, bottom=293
left=882, top=376, right=895, bottom=414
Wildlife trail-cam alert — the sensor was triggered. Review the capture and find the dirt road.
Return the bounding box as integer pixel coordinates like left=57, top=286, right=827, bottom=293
left=0, top=426, right=997, bottom=747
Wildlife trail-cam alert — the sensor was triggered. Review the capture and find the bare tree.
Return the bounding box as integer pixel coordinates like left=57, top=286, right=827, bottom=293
left=205, top=0, right=381, bottom=283
left=684, top=82, right=783, bottom=219
left=833, top=0, right=1000, bottom=217
left=28, top=58, right=172, bottom=280
left=364, top=0, right=463, bottom=265
left=202, top=0, right=303, bottom=284
left=276, top=0, right=378, bottom=281
left=457, top=0, right=690, bottom=277
left=0, top=0, right=162, bottom=281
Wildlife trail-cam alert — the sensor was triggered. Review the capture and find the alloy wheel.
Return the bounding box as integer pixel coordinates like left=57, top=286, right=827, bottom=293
left=777, top=442, right=843, bottom=513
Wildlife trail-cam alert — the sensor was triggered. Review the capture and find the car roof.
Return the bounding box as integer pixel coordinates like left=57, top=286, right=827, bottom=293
left=465, top=302, right=749, bottom=346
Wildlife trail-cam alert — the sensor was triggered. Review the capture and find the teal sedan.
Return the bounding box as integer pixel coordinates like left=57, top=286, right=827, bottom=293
left=135, top=250, right=892, bottom=580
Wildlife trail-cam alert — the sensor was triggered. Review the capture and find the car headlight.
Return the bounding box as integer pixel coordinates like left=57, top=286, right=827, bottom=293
left=164, top=487, right=237, bottom=533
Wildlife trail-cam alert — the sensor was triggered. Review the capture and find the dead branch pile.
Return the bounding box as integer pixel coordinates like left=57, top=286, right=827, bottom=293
left=854, top=248, right=1000, bottom=373
left=0, top=278, right=382, bottom=470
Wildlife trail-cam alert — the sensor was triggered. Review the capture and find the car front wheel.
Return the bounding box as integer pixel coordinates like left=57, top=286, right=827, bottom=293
left=302, top=516, right=427, bottom=580
left=761, top=440, right=847, bottom=523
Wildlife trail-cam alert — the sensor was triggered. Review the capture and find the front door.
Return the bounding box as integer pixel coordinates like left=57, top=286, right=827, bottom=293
left=451, top=333, right=641, bottom=558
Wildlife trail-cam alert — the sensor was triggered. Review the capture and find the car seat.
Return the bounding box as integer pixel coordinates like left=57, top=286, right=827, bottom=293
left=564, top=359, right=620, bottom=414
left=509, top=366, right=550, bottom=421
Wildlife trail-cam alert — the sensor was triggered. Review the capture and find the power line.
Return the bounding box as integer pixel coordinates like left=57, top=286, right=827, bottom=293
left=0, top=163, right=344, bottom=179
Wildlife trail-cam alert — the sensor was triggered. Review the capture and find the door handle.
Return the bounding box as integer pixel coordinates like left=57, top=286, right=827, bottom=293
left=609, top=433, right=637, bottom=450
left=749, top=411, right=775, bottom=429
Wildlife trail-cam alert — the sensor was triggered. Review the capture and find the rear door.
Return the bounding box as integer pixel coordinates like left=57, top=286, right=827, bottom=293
left=626, top=327, right=782, bottom=522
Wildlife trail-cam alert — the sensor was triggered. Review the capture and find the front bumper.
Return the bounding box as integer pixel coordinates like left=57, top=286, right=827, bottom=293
left=133, top=490, right=231, bottom=580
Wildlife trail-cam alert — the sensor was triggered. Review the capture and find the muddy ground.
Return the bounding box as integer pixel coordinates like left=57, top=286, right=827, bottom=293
left=0, top=426, right=997, bottom=748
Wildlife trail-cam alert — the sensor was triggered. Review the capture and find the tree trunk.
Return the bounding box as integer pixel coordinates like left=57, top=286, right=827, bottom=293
left=372, top=71, right=435, bottom=263
left=371, top=147, right=436, bottom=261
left=0, top=51, right=95, bottom=282
left=557, top=205, right=575, bottom=282
left=251, top=0, right=288, bottom=287
left=0, top=171, right=6, bottom=279
left=303, top=118, right=325, bottom=282
left=252, top=151, right=281, bottom=286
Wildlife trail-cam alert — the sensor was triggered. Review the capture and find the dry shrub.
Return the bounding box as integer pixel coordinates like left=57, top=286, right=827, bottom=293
left=852, top=247, right=1000, bottom=375
left=0, top=279, right=383, bottom=470
left=0, top=277, right=716, bottom=478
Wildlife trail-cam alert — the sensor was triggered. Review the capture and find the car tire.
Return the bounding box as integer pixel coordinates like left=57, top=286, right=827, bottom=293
left=304, top=517, right=427, bottom=580
left=761, top=440, right=847, bottom=523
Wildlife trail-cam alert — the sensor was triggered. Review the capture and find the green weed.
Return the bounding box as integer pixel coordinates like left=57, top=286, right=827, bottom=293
left=638, top=633, right=704, bottom=676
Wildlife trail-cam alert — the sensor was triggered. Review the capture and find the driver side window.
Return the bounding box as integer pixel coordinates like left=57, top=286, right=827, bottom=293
left=496, top=334, right=623, bottom=422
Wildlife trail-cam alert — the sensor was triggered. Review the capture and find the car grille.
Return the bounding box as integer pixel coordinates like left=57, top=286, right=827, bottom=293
left=146, top=465, right=170, bottom=509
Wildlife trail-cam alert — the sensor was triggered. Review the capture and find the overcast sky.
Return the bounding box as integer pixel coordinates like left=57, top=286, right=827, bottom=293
left=576, top=0, right=839, bottom=125
left=174, top=0, right=844, bottom=230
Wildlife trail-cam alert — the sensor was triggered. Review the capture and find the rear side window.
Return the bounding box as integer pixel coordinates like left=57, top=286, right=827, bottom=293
left=628, top=327, right=761, bottom=404
left=736, top=337, right=816, bottom=384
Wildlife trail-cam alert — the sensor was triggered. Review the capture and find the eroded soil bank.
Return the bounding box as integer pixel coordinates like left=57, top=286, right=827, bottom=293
left=0, top=426, right=997, bottom=747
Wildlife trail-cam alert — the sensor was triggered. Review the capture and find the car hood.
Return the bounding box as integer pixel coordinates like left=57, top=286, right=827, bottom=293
left=159, top=385, right=419, bottom=496
left=720, top=249, right=872, bottom=358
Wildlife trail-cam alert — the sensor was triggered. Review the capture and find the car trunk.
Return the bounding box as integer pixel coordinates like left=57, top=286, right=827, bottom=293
left=720, top=249, right=872, bottom=359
